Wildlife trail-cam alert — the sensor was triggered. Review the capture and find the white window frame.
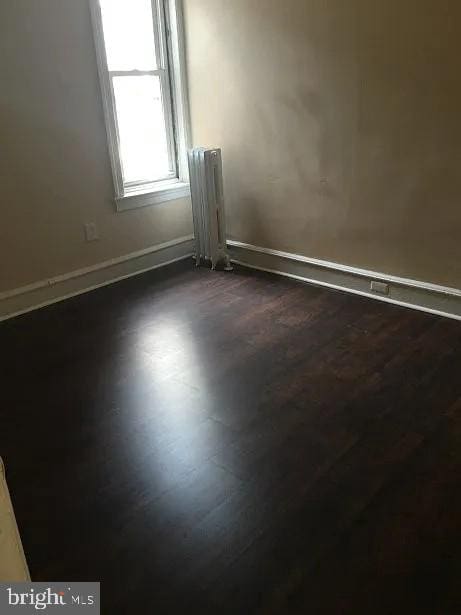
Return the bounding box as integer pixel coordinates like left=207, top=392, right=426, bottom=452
left=89, top=0, right=191, bottom=211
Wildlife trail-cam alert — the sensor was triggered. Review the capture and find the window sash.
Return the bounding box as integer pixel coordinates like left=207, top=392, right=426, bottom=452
left=108, top=69, right=177, bottom=186
left=92, top=0, right=178, bottom=196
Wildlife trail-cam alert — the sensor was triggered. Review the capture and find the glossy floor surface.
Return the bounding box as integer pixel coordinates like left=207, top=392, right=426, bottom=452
left=1, top=261, right=461, bottom=613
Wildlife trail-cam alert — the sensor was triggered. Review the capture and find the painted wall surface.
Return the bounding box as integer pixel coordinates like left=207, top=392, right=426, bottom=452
left=0, top=0, right=193, bottom=292
left=184, top=0, right=461, bottom=288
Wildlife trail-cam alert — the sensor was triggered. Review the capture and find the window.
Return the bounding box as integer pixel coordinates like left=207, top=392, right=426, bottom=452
left=90, top=0, right=190, bottom=210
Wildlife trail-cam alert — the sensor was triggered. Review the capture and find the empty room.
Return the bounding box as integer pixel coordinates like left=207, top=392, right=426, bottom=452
left=1, top=0, right=460, bottom=613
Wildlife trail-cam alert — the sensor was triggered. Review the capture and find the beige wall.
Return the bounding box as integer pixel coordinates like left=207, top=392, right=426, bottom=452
left=184, top=0, right=461, bottom=288
left=0, top=0, right=193, bottom=293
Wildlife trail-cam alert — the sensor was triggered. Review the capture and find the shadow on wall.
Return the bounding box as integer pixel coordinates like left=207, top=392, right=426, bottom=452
left=224, top=84, right=348, bottom=255
left=0, top=100, right=112, bottom=290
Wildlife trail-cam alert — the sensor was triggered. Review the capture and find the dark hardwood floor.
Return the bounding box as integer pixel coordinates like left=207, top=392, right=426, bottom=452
left=1, top=260, right=461, bottom=614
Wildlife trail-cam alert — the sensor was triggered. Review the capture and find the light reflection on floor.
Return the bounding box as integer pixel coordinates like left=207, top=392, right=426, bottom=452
left=121, top=317, right=216, bottom=499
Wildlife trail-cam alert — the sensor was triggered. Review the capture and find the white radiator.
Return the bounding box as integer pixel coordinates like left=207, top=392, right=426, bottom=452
left=187, top=148, right=232, bottom=270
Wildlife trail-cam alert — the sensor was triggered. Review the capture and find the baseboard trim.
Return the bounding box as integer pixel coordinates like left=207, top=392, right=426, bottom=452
left=227, top=240, right=461, bottom=321
left=0, top=235, right=194, bottom=321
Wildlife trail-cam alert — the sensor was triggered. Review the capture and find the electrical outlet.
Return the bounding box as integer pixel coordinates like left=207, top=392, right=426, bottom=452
left=84, top=222, right=99, bottom=242
left=370, top=280, right=389, bottom=295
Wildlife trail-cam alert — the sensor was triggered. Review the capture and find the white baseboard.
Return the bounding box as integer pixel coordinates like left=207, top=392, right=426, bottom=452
left=0, top=235, right=194, bottom=321
left=4, top=236, right=460, bottom=323
left=227, top=240, right=461, bottom=321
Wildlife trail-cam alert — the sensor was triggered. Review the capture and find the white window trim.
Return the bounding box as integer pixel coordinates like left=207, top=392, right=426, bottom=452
left=89, top=0, right=191, bottom=211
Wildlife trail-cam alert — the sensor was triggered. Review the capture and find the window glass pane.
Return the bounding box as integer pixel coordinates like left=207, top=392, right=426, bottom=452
left=113, top=75, right=171, bottom=183
left=100, top=0, right=157, bottom=71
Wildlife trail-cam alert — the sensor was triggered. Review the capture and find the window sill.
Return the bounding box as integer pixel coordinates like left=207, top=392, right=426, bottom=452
left=115, top=181, right=190, bottom=212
